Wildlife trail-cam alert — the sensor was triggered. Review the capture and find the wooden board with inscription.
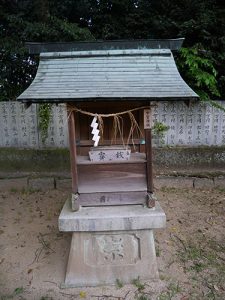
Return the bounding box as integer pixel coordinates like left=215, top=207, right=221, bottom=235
left=77, top=153, right=147, bottom=206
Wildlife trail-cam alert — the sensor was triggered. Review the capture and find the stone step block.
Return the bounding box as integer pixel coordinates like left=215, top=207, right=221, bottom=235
left=154, top=176, right=194, bottom=190
left=56, top=178, right=71, bottom=190
left=214, top=177, right=225, bottom=189
left=0, top=178, right=27, bottom=192
left=193, top=178, right=214, bottom=189
left=28, top=177, right=55, bottom=191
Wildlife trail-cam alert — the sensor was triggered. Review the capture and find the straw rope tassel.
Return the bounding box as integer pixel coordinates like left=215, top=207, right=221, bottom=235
left=68, top=104, right=156, bottom=147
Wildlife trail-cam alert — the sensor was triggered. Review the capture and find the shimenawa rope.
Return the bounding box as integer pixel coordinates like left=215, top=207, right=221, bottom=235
left=68, top=105, right=152, bottom=148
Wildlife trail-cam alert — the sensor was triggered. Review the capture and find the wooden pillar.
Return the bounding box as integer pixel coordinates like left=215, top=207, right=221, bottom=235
left=144, top=107, right=156, bottom=208
left=67, top=106, right=80, bottom=211
left=145, top=128, right=154, bottom=193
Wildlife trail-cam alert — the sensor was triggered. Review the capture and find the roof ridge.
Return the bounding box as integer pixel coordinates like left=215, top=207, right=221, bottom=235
left=40, top=49, right=171, bottom=59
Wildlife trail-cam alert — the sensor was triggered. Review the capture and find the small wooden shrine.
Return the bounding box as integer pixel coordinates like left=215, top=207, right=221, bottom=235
left=18, top=39, right=198, bottom=287
left=18, top=39, right=198, bottom=210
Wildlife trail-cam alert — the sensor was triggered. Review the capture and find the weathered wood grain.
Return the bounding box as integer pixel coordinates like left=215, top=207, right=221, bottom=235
left=145, top=129, right=154, bottom=194
left=79, top=191, right=147, bottom=206
left=67, top=109, right=80, bottom=211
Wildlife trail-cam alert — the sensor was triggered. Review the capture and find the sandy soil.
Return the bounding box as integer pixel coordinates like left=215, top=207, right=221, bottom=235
left=0, top=185, right=225, bottom=300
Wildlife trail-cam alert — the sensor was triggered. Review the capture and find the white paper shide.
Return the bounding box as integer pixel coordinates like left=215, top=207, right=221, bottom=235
left=91, top=116, right=100, bottom=147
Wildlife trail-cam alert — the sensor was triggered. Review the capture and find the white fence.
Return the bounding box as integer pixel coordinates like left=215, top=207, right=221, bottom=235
left=0, top=102, right=68, bottom=148
left=0, top=101, right=225, bottom=148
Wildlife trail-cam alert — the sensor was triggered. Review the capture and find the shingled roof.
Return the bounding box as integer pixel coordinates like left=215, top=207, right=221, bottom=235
left=17, top=48, right=198, bottom=103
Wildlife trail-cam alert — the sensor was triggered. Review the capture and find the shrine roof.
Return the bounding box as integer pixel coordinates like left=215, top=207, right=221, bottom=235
left=17, top=48, right=198, bottom=103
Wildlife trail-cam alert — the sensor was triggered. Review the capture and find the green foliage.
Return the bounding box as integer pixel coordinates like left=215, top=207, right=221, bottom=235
left=115, top=278, right=124, bottom=288
left=38, top=104, right=52, bottom=143
left=152, top=122, right=169, bottom=137
left=152, top=122, right=169, bottom=147
left=177, top=46, right=225, bottom=112
left=175, top=236, right=225, bottom=275
left=0, top=1, right=94, bottom=102
left=0, top=287, right=24, bottom=300
left=177, top=46, right=220, bottom=100
left=40, top=296, right=53, bottom=300
left=14, top=287, right=24, bottom=295
left=155, top=245, right=161, bottom=257
left=131, top=277, right=145, bottom=292
left=158, top=283, right=181, bottom=300
left=137, top=296, right=149, bottom=300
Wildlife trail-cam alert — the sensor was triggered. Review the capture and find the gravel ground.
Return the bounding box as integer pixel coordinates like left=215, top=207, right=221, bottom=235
left=0, top=184, right=225, bottom=300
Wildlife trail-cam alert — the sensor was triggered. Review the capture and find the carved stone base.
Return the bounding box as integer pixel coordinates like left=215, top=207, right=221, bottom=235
left=59, top=200, right=166, bottom=287
left=63, top=230, right=157, bottom=287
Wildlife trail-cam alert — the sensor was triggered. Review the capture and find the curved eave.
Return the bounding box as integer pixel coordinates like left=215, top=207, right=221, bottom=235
left=17, top=49, right=199, bottom=103
left=19, top=96, right=199, bottom=104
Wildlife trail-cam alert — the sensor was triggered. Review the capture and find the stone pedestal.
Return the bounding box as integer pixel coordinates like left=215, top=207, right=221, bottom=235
left=59, top=200, right=166, bottom=287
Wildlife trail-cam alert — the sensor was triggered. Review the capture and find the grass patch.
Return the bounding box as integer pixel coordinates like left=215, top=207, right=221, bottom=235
left=214, top=185, right=225, bottom=193
left=160, top=187, right=178, bottom=193
left=137, top=295, right=149, bottom=300
left=14, top=287, right=24, bottom=295
left=132, top=277, right=145, bottom=292
left=1, top=287, right=24, bottom=300
left=21, top=187, right=40, bottom=195
left=158, top=282, right=182, bottom=300
left=175, top=236, right=225, bottom=274
left=115, top=278, right=124, bottom=289
left=156, top=245, right=161, bottom=257
left=171, top=234, right=225, bottom=299
left=10, top=187, right=18, bottom=193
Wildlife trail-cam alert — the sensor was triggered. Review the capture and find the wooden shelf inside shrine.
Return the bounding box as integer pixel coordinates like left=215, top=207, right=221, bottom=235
left=77, top=152, right=146, bottom=165
left=76, top=152, right=147, bottom=206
